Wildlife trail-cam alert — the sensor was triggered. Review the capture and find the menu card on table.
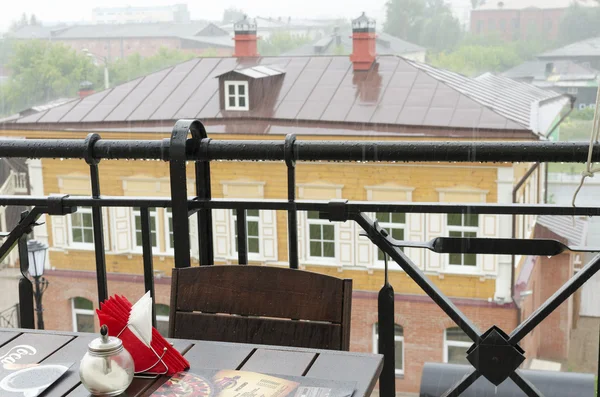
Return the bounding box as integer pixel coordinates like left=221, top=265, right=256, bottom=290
left=151, top=369, right=356, bottom=397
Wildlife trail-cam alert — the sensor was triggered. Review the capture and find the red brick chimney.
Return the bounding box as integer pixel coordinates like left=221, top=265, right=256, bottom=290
left=350, top=12, right=377, bottom=71
left=233, top=16, right=258, bottom=57
left=78, top=81, right=95, bottom=99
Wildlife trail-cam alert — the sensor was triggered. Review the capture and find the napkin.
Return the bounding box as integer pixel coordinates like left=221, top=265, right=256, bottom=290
left=96, top=293, right=190, bottom=375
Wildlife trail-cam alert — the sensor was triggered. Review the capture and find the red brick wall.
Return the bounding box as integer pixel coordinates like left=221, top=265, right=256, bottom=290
left=41, top=270, right=517, bottom=395
left=470, top=8, right=566, bottom=41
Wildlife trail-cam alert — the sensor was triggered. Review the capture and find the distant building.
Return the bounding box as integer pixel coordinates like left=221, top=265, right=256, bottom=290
left=219, top=16, right=338, bottom=39
left=92, top=4, right=190, bottom=24
left=9, top=22, right=234, bottom=61
left=503, top=60, right=599, bottom=109
left=470, top=0, right=597, bottom=41
left=539, top=36, right=600, bottom=70
left=281, top=27, right=426, bottom=61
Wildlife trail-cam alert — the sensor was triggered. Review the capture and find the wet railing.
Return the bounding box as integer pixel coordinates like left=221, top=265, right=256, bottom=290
left=0, top=119, right=599, bottom=397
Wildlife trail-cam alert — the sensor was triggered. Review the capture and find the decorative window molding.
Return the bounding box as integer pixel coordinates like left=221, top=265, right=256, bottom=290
left=436, top=186, right=489, bottom=203
left=365, top=185, right=414, bottom=202
left=373, top=323, right=404, bottom=375
left=224, top=81, right=249, bottom=111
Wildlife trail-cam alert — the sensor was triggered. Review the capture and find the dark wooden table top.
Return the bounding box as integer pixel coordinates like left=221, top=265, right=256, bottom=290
left=0, top=328, right=383, bottom=397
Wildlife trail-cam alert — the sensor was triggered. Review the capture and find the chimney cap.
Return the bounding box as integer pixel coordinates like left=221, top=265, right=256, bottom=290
left=352, top=11, right=376, bottom=33
left=234, top=15, right=257, bottom=34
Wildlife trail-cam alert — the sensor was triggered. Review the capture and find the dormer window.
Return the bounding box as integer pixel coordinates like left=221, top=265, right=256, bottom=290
left=225, top=81, right=249, bottom=111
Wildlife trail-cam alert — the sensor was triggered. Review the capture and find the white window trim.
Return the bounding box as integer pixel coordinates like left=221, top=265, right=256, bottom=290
left=230, top=209, right=262, bottom=260
left=443, top=329, right=473, bottom=364
left=445, top=214, right=480, bottom=273
left=306, top=213, right=338, bottom=264
left=164, top=208, right=174, bottom=253
left=224, top=81, right=249, bottom=111
left=131, top=207, right=160, bottom=254
left=373, top=324, right=404, bottom=376
left=68, top=207, right=95, bottom=250
left=71, top=298, right=94, bottom=332
left=373, top=212, right=407, bottom=268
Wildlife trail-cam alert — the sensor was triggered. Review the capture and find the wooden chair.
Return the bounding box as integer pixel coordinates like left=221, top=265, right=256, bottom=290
left=168, top=265, right=352, bottom=350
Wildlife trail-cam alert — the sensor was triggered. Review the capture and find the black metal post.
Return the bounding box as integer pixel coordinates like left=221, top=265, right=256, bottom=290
left=195, top=133, right=213, bottom=267
left=285, top=134, right=299, bottom=269
left=140, top=207, right=156, bottom=328
left=17, top=235, right=34, bottom=329
left=236, top=209, right=248, bottom=265
left=32, top=275, right=48, bottom=330
left=378, top=254, right=395, bottom=397
left=84, top=133, right=108, bottom=304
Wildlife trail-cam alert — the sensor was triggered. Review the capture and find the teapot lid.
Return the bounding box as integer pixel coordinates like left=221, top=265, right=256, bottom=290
left=88, top=325, right=123, bottom=355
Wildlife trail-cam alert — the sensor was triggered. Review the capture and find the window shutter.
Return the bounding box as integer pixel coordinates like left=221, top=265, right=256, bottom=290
left=339, top=220, right=354, bottom=267
left=51, top=216, right=67, bottom=248
left=407, top=213, right=425, bottom=269
left=260, top=210, right=278, bottom=262
left=189, top=215, right=199, bottom=260
left=102, top=208, right=111, bottom=252
left=296, top=211, right=305, bottom=261
left=481, top=214, right=498, bottom=273
left=111, top=207, right=131, bottom=252
left=213, top=209, right=230, bottom=260
left=356, top=225, right=373, bottom=268
left=425, top=214, right=443, bottom=271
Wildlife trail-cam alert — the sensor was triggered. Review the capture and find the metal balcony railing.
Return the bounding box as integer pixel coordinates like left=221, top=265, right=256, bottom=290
left=0, top=119, right=599, bottom=397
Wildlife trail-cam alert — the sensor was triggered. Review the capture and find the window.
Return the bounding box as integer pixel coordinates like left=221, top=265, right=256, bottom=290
left=512, top=17, right=520, bottom=29
left=376, top=212, right=406, bottom=261
left=156, top=304, right=169, bottom=337
left=224, top=81, right=249, bottom=111
left=477, top=20, right=483, bottom=33
left=133, top=207, right=158, bottom=249
left=307, top=211, right=335, bottom=259
left=232, top=209, right=260, bottom=255
left=444, top=327, right=472, bottom=365
left=72, top=297, right=94, bottom=332
left=447, top=213, right=478, bottom=267
left=70, top=207, right=94, bottom=245
left=373, top=323, right=404, bottom=375
left=544, top=19, right=552, bottom=32
left=499, top=19, right=506, bottom=32
left=488, top=19, right=495, bottom=31
left=165, top=208, right=174, bottom=250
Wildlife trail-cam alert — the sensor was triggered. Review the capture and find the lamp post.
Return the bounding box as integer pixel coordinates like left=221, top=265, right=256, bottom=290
left=82, top=49, right=110, bottom=90
left=27, top=240, right=49, bottom=330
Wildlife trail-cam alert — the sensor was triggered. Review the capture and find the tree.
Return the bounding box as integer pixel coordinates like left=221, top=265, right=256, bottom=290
left=108, top=47, right=197, bottom=86
left=1, top=41, right=101, bottom=115
left=557, top=4, right=600, bottom=45
left=384, top=0, right=463, bottom=51
left=470, top=0, right=483, bottom=8
left=223, top=8, right=245, bottom=24
left=29, top=14, right=39, bottom=26
left=257, top=32, right=312, bottom=56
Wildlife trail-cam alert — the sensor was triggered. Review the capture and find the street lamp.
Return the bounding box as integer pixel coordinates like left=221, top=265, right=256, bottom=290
left=82, top=48, right=110, bottom=90
left=27, top=240, right=49, bottom=330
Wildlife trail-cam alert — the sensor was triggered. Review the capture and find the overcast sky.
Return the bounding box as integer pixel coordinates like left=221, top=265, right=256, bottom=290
left=2, top=0, right=388, bottom=32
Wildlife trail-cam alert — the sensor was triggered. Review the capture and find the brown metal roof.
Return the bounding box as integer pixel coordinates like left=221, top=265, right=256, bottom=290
left=12, top=55, right=568, bottom=135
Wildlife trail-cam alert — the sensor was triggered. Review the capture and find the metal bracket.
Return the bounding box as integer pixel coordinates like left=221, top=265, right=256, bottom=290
left=83, top=133, right=101, bottom=165
left=47, top=194, right=77, bottom=215
left=320, top=199, right=349, bottom=222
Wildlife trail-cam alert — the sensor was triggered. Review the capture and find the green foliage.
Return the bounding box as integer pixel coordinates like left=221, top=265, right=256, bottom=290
left=557, top=4, right=600, bottom=45
left=0, top=40, right=101, bottom=115
left=108, top=47, right=196, bottom=86
left=333, top=45, right=348, bottom=56
left=257, top=32, right=312, bottom=56
left=429, top=34, right=555, bottom=76
left=569, top=107, right=596, bottom=121
left=383, top=0, right=463, bottom=51
left=222, top=8, right=245, bottom=24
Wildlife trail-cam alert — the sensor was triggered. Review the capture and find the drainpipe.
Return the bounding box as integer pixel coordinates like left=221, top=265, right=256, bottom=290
left=511, top=94, right=575, bottom=326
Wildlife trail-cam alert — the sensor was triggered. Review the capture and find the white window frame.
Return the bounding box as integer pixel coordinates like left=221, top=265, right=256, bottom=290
left=230, top=209, right=262, bottom=259
left=443, top=327, right=473, bottom=364
left=165, top=208, right=174, bottom=252
left=131, top=207, right=160, bottom=253
left=71, top=297, right=95, bottom=332
left=68, top=206, right=95, bottom=249
left=446, top=213, right=479, bottom=272
left=306, top=211, right=337, bottom=264
left=374, top=212, right=406, bottom=267
left=224, top=81, right=249, bottom=111
left=373, top=323, right=404, bottom=376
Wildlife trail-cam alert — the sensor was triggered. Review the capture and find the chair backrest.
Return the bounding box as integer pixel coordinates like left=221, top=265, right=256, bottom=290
left=168, top=265, right=352, bottom=350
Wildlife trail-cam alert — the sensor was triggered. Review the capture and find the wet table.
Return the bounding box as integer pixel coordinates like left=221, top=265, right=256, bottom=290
left=0, top=328, right=383, bottom=397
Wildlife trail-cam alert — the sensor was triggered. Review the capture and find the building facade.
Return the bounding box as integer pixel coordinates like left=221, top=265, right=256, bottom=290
left=1, top=14, right=575, bottom=394
left=92, top=4, right=191, bottom=24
